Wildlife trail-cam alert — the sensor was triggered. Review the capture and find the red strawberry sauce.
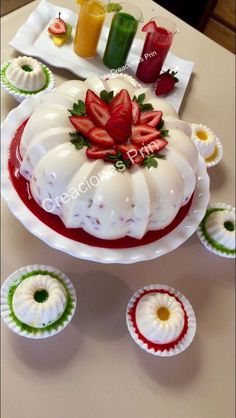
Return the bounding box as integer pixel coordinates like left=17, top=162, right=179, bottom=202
left=8, top=120, right=193, bottom=250
left=128, top=289, right=189, bottom=352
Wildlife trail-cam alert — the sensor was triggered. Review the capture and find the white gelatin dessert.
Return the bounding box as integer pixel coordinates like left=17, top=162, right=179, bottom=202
left=19, top=74, right=199, bottom=240
left=1, top=265, right=77, bottom=339
left=6, top=56, right=47, bottom=91
left=126, top=284, right=196, bottom=356
left=1, top=56, right=54, bottom=102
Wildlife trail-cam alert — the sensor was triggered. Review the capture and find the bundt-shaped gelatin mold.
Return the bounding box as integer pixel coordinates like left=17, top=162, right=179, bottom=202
left=19, top=75, right=198, bottom=240
left=5, top=56, right=47, bottom=92
left=135, top=291, right=185, bottom=344
left=12, top=274, right=67, bottom=328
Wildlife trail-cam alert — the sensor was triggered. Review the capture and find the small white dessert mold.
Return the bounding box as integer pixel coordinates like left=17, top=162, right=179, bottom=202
left=1, top=264, right=77, bottom=339
left=6, top=56, right=46, bottom=91
left=191, top=123, right=223, bottom=168
left=197, top=203, right=236, bottom=258
left=1, top=57, right=54, bottom=103
left=126, top=284, right=196, bottom=356
left=135, top=292, right=185, bottom=344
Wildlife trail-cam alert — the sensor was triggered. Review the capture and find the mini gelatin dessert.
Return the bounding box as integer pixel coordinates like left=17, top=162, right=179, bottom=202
left=197, top=203, right=235, bottom=258
left=126, top=284, right=196, bottom=356
left=1, top=265, right=77, bottom=338
left=191, top=123, right=223, bottom=168
left=0, top=56, right=54, bottom=102
left=17, top=74, right=199, bottom=242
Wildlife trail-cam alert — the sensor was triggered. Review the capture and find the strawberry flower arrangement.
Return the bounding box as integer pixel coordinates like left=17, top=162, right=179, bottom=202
left=68, top=88, right=169, bottom=170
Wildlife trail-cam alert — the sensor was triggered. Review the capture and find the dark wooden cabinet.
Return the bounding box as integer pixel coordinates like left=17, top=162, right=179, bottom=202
left=204, top=0, right=236, bottom=53
left=154, top=0, right=235, bottom=53
left=153, top=0, right=216, bottom=28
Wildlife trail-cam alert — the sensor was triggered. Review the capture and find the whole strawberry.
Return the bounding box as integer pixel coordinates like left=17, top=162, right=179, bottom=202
left=155, top=69, right=179, bottom=96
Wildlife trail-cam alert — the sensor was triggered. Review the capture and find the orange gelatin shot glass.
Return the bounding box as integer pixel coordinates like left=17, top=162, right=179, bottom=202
left=74, top=0, right=107, bottom=58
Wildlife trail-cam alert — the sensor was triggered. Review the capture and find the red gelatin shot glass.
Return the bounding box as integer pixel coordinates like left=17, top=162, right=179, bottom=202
left=136, top=17, right=178, bottom=84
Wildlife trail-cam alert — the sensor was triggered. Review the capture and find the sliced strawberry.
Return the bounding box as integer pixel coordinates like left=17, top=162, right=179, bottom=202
left=116, top=144, right=139, bottom=160
left=140, top=138, right=168, bottom=155
left=131, top=101, right=140, bottom=125
left=69, top=116, right=94, bottom=135
left=106, top=114, right=132, bottom=143
left=116, top=143, right=139, bottom=155
left=86, top=101, right=110, bottom=128
left=48, top=17, right=67, bottom=35
left=139, top=110, right=163, bottom=127
left=133, top=154, right=145, bottom=165
left=112, top=102, right=132, bottom=123
left=87, top=127, right=115, bottom=148
left=86, top=146, right=116, bottom=160
left=155, top=69, right=179, bottom=96
left=110, top=89, right=131, bottom=114
left=131, top=125, right=162, bottom=146
left=85, top=89, right=105, bottom=108
left=116, top=143, right=144, bottom=165
left=142, top=21, right=158, bottom=33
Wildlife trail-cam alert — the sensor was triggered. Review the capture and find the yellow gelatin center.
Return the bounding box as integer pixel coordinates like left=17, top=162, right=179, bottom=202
left=157, top=306, right=170, bottom=321
left=196, top=130, right=208, bottom=140
left=205, top=146, right=218, bottom=162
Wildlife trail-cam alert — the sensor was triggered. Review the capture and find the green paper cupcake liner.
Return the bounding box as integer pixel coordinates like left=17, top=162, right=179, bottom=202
left=1, top=264, right=77, bottom=339
left=1, top=60, right=55, bottom=103
left=197, top=203, right=235, bottom=258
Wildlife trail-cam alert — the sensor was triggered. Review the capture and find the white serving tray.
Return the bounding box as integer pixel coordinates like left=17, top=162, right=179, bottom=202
left=9, top=0, right=194, bottom=112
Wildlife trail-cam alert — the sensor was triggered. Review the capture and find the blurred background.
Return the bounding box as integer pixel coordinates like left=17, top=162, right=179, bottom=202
left=156, top=0, right=235, bottom=53
left=1, top=0, right=235, bottom=53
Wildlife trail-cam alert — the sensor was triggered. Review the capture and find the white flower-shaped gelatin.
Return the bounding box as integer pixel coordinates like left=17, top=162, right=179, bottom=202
left=136, top=292, right=185, bottom=344
left=12, top=274, right=67, bottom=328
left=6, top=56, right=46, bottom=92
left=191, top=124, right=216, bottom=159
left=19, top=75, right=199, bottom=240
left=205, top=209, right=235, bottom=250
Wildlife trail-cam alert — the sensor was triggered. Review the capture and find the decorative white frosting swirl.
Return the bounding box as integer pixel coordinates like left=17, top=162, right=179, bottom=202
left=191, top=123, right=216, bottom=159
left=12, top=274, right=67, bottom=328
left=135, top=292, right=185, bottom=344
left=205, top=209, right=235, bottom=250
left=6, top=56, right=46, bottom=91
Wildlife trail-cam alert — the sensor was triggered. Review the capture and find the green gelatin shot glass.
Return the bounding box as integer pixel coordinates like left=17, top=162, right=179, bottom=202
left=103, top=2, right=143, bottom=70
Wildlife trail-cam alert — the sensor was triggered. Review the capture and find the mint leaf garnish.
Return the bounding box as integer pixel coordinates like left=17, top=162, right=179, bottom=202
left=158, top=119, right=164, bottom=129
left=106, top=152, right=131, bottom=170
left=106, top=151, right=122, bottom=161
left=70, top=132, right=90, bottom=149
left=68, top=100, right=86, bottom=116
left=144, top=153, right=165, bottom=169
left=137, top=93, right=145, bottom=104
left=161, top=129, right=169, bottom=138
left=133, top=93, right=154, bottom=112
left=100, top=90, right=114, bottom=104
left=144, top=154, right=158, bottom=169
left=140, top=103, right=154, bottom=112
